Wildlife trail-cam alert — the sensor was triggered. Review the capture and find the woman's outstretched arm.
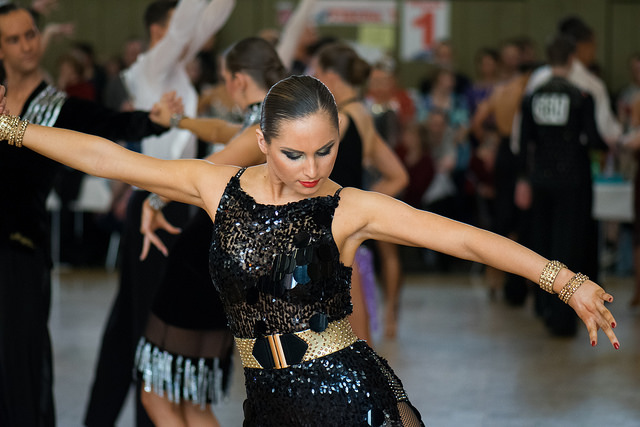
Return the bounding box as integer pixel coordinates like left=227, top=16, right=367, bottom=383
left=333, top=188, right=620, bottom=349
left=19, top=121, right=206, bottom=207
left=0, top=100, right=234, bottom=215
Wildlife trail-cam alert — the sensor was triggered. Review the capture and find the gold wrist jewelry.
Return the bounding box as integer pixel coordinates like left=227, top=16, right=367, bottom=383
left=558, top=273, right=589, bottom=304
left=0, top=114, right=28, bottom=147
left=539, top=260, right=567, bottom=294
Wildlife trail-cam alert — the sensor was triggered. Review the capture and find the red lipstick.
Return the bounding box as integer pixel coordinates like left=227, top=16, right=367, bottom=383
left=300, top=180, right=319, bottom=188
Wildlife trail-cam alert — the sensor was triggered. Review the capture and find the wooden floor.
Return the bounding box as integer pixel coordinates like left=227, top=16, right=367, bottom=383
left=51, top=266, right=640, bottom=427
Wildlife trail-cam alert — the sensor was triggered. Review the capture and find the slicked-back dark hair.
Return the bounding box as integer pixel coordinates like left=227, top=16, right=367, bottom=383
left=0, top=3, right=19, bottom=16
left=0, top=3, right=37, bottom=39
left=261, top=75, right=338, bottom=144
left=558, top=16, right=594, bottom=43
left=224, top=37, right=288, bottom=91
left=315, top=42, right=371, bottom=87
left=546, top=33, right=576, bottom=66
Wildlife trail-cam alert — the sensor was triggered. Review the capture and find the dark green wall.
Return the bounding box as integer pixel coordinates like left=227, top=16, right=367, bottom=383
left=33, top=0, right=640, bottom=94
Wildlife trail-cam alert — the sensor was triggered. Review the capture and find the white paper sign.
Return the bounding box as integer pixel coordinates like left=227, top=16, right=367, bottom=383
left=401, top=1, right=451, bottom=61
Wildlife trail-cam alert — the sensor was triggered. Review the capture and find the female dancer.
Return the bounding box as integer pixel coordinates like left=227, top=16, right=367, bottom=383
left=134, top=37, right=287, bottom=426
left=311, top=42, right=408, bottom=339
left=1, top=75, right=619, bottom=426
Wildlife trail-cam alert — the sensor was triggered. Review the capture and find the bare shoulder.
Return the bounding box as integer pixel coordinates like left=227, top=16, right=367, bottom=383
left=334, top=187, right=389, bottom=221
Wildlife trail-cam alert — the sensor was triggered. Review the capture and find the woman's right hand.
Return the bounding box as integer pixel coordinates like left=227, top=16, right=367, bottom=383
left=139, top=197, right=182, bottom=260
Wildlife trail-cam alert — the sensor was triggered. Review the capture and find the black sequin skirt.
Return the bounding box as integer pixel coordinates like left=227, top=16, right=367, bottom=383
left=241, top=340, right=424, bottom=426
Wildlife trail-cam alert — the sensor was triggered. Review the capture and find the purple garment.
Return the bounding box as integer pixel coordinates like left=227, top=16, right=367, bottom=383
left=355, top=245, right=379, bottom=335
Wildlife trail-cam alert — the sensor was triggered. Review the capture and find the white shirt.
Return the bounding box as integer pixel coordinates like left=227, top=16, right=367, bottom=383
left=122, top=0, right=235, bottom=160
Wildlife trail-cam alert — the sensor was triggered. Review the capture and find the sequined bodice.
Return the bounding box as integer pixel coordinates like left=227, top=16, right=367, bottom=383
left=209, top=170, right=352, bottom=339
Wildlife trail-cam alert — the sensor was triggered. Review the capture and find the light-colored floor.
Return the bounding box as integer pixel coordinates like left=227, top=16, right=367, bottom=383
left=51, top=266, right=640, bottom=427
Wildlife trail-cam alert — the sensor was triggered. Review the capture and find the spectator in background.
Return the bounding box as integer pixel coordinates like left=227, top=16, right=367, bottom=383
left=396, top=121, right=435, bottom=209
left=466, top=47, right=499, bottom=117
left=70, top=41, right=107, bottom=105
left=365, top=56, right=416, bottom=148
left=498, top=38, right=521, bottom=82
left=419, top=67, right=472, bottom=223
left=422, top=109, right=457, bottom=221
left=57, top=51, right=96, bottom=101
left=513, top=35, right=538, bottom=65
left=617, top=53, right=640, bottom=131
left=103, top=38, right=144, bottom=113
left=419, top=39, right=471, bottom=97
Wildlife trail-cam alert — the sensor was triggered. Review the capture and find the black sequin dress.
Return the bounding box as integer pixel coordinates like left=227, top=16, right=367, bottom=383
left=210, top=169, right=424, bottom=426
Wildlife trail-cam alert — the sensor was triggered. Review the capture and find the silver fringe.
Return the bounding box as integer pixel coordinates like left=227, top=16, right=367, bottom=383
left=134, top=337, right=230, bottom=408
left=22, top=85, right=67, bottom=127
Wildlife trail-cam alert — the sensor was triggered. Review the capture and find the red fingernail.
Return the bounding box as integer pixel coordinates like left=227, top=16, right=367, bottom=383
left=614, top=343, right=620, bottom=350
left=611, top=322, right=616, bottom=328
left=591, top=341, right=596, bottom=347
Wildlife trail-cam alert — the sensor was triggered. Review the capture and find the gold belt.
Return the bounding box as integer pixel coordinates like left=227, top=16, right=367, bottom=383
left=235, top=318, right=357, bottom=369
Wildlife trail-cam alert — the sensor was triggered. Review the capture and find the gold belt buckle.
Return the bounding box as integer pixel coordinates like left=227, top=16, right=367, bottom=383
left=267, top=333, right=289, bottom=369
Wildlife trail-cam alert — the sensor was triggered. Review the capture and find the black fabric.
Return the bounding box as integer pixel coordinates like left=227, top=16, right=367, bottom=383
left=0, top=243, right=54, bottom=427
left=0, top=81, right=169, bottom=427
left=519, top=76, right=606, bottom=336
left=330, top=113, right=364, bottom=189
left=210, top=170, right=424, bottom=426
left=491, top=137, right=520, bottom=237
left=519, top=77, right=607, bottom=187
left=84, top=191, right=191, bottom=427
left=151, top=209, right=228, bottom=329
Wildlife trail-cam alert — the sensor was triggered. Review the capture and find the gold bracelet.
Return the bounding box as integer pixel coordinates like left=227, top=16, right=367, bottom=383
left=0, top=114, right=28, bottom=147
left=558, top=273, right=589, bottom=304
left=539, top=260, right=567, bottom=294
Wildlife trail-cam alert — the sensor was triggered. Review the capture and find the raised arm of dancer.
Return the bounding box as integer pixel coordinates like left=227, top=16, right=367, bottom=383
left=340, top=104, right=408, bottom=197
left=333, top=188, right=620, bottom=348
left=183, top=0, right=236, bottom=61
left=367, top=132, right=408, bottom=196
left=276, top=0, right=317, bottom=69
left=150, top=100, right=241, bottom=143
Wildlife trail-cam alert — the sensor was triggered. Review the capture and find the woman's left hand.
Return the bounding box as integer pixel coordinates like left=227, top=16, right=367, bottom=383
left=568, top=280, right=619, bottom=349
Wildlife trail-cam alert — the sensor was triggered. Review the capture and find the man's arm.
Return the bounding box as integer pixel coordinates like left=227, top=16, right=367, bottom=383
left=142, top=0, right=209, bottom=79
left=54, top=97, right=167, bottom=142
left=582, top=93, right=609, bottom=151
left=183, top=0, right=235, bottom=62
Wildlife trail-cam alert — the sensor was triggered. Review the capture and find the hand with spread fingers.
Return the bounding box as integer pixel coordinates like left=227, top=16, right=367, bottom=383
left=568, top=279, right=619, bottom=349
left=139, top=196, right=182, bottom=260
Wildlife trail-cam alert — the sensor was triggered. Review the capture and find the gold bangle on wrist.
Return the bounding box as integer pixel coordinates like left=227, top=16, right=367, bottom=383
left=0, top=114, right=28, bottom=147
left=539, top=260, right=567, bottom=294
left=558, top=273, right=589, bottom=304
